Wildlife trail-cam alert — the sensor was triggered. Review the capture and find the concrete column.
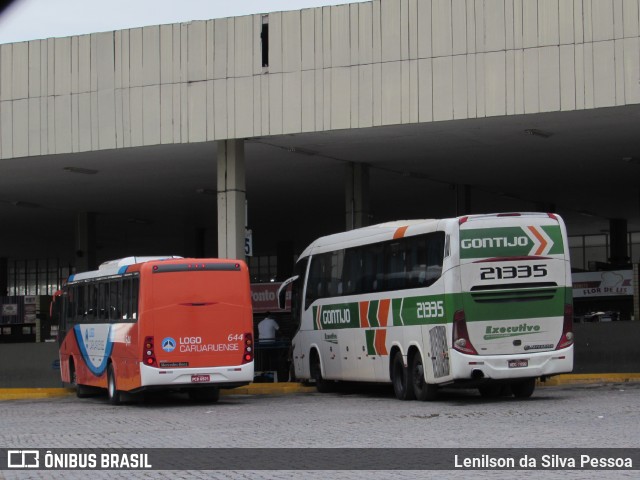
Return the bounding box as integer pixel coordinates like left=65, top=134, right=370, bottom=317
left=609, top=218, right=629, bottom=266
left=75, top=212, right=96, bottom=273
left=345, top=162, right=370, bottom=230
left=217, top=139, right=246, bottom=260
left=455, top=184, right=471, bottom=216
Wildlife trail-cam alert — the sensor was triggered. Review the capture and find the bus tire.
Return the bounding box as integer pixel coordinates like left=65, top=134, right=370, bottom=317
left=70, top=360, right=91, bottom=398
left=107, top=364, right=121, bottom=405
left=411, top=352, right=437, bottom=401
left=392, top=351, right=415, bottom=401
left=189, top=387, right=220, bottom=403
left=310, top=351, right=333, bottom=393
left=511, top=378, right=536, bottom=398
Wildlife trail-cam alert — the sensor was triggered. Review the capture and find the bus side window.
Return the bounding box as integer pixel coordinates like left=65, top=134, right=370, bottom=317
left=384, top=241, right=406, bottom=291
left=425, top=232, right=445, bottom=285
left=87, top=284, right=98, bottom=320
left=328, top=250, right=344, bottom=297
left=122, top=279, right=131, bottom=320
left=109, top=280, right=120, bottom=321
left=131, top=277, right=139, bottom=320
left=66, top=286, right=76, bottom=322
left=306, top=254, right=326, bottom=306
left=361, top=244, right=382, bottom=293
left=98, top=282, right=108, bottom=320
left=76, top=285, right=86, bottom=319
left=406, top=235, right=427, bottom=288
left=342, top=248, right=360, bottom=295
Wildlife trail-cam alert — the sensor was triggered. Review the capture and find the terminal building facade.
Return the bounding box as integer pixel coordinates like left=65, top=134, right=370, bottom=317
left=1, top=0, right=640, bottom=326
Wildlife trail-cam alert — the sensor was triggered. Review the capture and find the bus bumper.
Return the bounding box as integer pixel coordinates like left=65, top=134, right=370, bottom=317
left=140, top=362, right=254, bottom=387
left=449, top=346, right=573, bottom=381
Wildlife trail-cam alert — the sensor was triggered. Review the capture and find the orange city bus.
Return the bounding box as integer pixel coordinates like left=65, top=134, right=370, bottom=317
left=57, top=256, right=254, bottom=404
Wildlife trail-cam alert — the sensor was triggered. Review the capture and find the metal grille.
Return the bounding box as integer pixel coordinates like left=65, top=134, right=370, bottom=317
left=429, top=325, right=450, bottom=378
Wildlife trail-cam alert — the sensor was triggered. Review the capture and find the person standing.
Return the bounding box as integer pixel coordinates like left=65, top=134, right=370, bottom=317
left=258, top=311, right=279, bottom=342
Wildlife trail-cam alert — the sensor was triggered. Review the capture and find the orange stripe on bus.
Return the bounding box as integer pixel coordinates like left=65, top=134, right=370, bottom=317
left=393, top=226, right=409, bottom=239
left=527, top=226, right=547, bottom=255
left=378, top=299, right=390, bottom=327
left=374, top=330, right=388, bottom=356
left=359, top=302, right=370, bottom=328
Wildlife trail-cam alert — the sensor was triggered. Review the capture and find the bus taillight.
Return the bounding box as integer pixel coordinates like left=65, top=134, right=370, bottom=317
left=143, top=336, right=158, bottom=367
left=242, top=333, right=254, bottom=364
left=556, top=304, right=574, bottom=350
left=452, top=310, right=478, bottom=355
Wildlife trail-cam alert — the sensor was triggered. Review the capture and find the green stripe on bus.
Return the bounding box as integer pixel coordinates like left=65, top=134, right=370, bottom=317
left=392, top=298, right=404, bottom=326
left=368, top=300, right=380, bottom=327
left=365, top=330, right=376, bottom=355
left=313, top=302, right=361, bottom=330
left=462, top=286, right=569, bottom=322
left=391, top=294, right=448, bottom=326
left=460, top=225, right=564, bottom=259
left=311, top=286, right=567, bottom=330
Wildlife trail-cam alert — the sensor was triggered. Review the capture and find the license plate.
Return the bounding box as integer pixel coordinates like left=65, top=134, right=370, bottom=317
left=191, top=374, right=210, bottom=383
left=508, top=359, right=528, bottom=368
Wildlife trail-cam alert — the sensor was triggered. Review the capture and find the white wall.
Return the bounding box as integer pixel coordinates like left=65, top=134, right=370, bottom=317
left=1, top=0, right=639, bottom=159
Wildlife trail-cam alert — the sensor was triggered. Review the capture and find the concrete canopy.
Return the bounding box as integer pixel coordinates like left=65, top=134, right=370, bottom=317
left=2, top=104, right=640, bottom=263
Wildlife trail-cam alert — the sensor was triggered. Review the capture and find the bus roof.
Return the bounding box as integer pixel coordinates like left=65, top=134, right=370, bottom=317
left=300, top=219, right=439, bottom=258
left=299, top=213, right=563, bottom=258
left=68, top=256, right=182, bottom=282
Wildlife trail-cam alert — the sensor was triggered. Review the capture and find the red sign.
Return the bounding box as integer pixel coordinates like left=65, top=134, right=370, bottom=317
left=251, top=283, right=291, bottom=313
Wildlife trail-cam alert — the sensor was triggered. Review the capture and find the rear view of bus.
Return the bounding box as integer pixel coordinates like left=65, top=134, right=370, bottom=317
left=452, top=213, right=573, bottom=398
left=59, top=257, right=254, bottom=405
left=137, top=259, right=254, bottom=401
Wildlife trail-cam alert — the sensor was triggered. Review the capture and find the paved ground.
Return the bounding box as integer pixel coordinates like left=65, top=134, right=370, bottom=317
left=1, top=382, right=639, bottom=479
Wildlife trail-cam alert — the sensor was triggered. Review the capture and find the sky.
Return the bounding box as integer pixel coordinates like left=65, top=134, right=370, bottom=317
left=0, top=0, right=368, bottom=45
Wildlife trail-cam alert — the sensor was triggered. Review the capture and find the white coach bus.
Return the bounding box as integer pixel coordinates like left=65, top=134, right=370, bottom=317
left=279, top=213, right=574, bottom=400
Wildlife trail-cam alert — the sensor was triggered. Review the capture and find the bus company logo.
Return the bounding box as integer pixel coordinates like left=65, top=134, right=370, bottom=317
left=461, top=236, right=529, bottom=250
left=161, top=337, right=176, bottom=352
left=323, top=333, right=338, bottom=344
left=7, top=450, right=39, bottom=468
left=84, top=327, right=95, bottom=341
left=484, top=323, right=543, bottom=340
left=461, top=226, right=556, bottom=256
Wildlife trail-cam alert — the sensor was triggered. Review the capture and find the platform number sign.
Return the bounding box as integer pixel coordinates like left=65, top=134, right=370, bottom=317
left=245, top=229, right=253, bottom=257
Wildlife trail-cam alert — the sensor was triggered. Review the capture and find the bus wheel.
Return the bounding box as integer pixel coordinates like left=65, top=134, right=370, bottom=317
left=70, top=360, right=91, bottom=398
left=411, top=353, right=437, bottom=401
left=189, top=387, right=220, bottom=403
left=392, top=352, right=415, bottom=401
left=107, top=364, right=121, bottom=405
left=511, top=378, right=536, bottom=399
left=310, top=351, right=333, bottom=393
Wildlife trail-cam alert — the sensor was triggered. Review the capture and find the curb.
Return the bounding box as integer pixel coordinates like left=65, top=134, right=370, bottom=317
left=0, top=383, right=317, bottom=401
left=222, top=383, right=317, bottom=396
left=538, top=373, right=640, bottom=387
left=0, top=388, right=75, bottom=401
left=2, top=374, right=639, bottom=401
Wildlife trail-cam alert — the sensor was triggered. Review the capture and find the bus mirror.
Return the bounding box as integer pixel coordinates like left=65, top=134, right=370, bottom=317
left=277, top=275, right=298, bottom=309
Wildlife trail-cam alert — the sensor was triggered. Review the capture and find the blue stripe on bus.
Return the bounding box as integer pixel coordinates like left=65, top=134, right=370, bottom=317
left=68, top=274, right=75, bottom=282
left=117, top=266, right=128, bottom=274
left=73, top=324, right=114, bottom=377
